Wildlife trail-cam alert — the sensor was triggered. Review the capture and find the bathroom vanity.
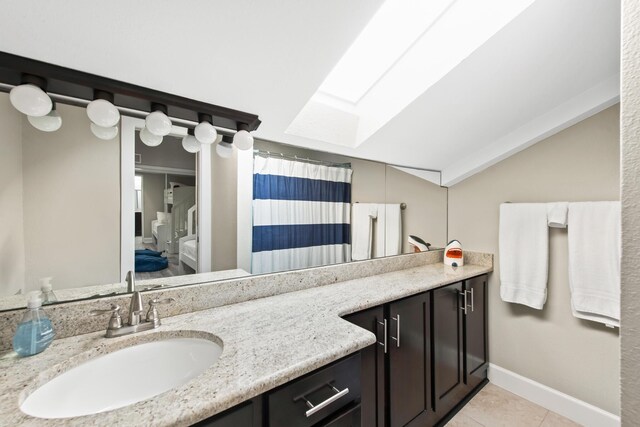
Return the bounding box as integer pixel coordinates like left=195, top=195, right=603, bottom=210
left=198, top=274, right=488, bottom=427
left=0, top=252, right=491, bottom=426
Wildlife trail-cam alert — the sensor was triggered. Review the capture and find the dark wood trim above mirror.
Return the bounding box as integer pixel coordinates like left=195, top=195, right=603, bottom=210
left=0, top=51, right=261, bottom=131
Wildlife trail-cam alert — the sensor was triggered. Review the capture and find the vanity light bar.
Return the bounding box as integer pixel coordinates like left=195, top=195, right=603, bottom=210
left=0, top=51, right=261, bottom=133
left=0, top=82, right=238, bottom=137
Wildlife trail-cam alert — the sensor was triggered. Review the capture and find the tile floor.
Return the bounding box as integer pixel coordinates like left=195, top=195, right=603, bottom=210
left=446, top=384, right=581, bottom=427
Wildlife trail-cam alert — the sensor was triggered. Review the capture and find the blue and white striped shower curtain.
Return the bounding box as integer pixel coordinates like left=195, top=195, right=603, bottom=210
left=251, top=155, right=352, bottom=274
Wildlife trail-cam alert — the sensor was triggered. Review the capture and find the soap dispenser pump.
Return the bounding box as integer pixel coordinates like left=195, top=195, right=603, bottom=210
left=13, top=291, right=56, bottom=357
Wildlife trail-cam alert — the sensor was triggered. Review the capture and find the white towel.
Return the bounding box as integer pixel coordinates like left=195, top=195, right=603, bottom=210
left=567, top=202, right=620, bottom=327
left=384, top=204, right=402, bottom=256
left=351, top=204, right=377, bottom=261
left=499, top=203, right=549, bottom=309
left=547, top=202, right=569, bottom=228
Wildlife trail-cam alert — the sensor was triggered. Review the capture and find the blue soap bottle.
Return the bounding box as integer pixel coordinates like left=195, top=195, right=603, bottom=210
left=13, top=291, right=56, bottom=357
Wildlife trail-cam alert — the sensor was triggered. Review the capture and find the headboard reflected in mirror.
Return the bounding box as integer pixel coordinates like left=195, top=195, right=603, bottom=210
left=0, top=52, right=447, bottom=313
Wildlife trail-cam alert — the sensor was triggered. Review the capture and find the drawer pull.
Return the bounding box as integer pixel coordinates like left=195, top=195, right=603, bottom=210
left=302, top=384, right=350, bottom=417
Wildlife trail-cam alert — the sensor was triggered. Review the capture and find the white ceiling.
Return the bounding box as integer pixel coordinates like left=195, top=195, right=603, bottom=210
left=0, top=0, right=620, bottom=186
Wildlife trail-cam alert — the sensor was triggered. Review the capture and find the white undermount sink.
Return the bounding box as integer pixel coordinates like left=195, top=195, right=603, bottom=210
left=20, top=337, right=223, bottom=419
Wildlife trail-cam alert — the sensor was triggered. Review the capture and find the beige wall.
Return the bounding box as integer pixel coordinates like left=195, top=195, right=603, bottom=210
left=211, top=148, right=238, bottom=271
left=0, top=93, right=26, bottom=297
left=140, top=173, right=165, bottom=239
left=448, top=105, right=620, bottom=414
left=21, top=102, right=120, bottom=291
left=621, top=0, right=640, bottom=423
left=385, top=166, right=447, bottom=252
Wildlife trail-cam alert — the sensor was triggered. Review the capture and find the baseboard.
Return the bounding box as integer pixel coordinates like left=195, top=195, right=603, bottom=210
left=488, top=364, right=620, bottom=427
left=142, top=238, right=154, bottom=244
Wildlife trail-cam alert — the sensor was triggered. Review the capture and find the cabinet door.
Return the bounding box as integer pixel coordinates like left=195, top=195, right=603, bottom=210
left=388, top=292, right=432, bottom=427
left=464, top=275, right=488, bottom=390
left=432, top=282, right=467, bottom=419
left=193, top=398, right=262, bottom=427
left=343, top=306, right=385, bottom=427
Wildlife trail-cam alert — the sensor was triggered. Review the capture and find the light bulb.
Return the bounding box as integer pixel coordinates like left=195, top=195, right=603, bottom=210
left=90, top=123, right=118, bottom=140
left=140, top=127, right=163, bottom=146
left=145, top=111, right=171, bottom=136
left=233, top=130, right=254, bottom=150
left=87, top=99, right=120, bottom=127
left=216, top=141, right=233, bottom=159
left=27, top=110, right=62, bottom=132
left=194, top=121, right=217, bottom=145
left=182, top=134, right=201, bottom=153
left=10, top=84, right=52, bottom=117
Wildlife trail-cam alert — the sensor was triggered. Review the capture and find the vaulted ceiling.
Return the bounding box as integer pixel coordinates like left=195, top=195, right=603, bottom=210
left=0, top=0, right=620, bottom=186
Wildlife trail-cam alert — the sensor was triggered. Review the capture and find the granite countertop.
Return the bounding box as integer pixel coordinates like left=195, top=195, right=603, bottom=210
left=0, top=262, right=491, bottom=426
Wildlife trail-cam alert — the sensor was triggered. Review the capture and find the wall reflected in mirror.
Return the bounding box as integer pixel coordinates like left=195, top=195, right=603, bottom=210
left=0, top=91, right=447, bottom=312
left=0, top=93, right=121, bottom=309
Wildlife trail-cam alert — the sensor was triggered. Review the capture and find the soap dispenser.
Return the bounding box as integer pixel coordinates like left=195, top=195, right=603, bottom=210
left=13, top=291, right=56, bottom=357
left=40, top=277, right=58, bottom=304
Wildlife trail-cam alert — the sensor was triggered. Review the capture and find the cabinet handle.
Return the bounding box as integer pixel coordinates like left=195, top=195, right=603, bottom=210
left=377, top=319, right=388, bottom=354
left=459, top=291, right=468, bottom=315
left=301, top=384, right=350, bottom=417
left=469, top=288, right=474, bottom=312
left=391, top=315, right=401, bottom=348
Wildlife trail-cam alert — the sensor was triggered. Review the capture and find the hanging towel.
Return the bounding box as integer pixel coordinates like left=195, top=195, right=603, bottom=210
left=372, top=204, right=386, bottom=258
left=567, top=202, right=620, bottom=327
left=499, top=203, right=549, bottom=309
left=352, top=203, right=377, bottom=261
left=371, top=203, right=401, bottom=258
left=384, top=204, right=402, bottom=256
left=547, top=202, right=569, bottom=228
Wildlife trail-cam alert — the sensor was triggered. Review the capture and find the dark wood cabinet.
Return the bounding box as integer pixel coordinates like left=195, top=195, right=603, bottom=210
left=463, top=275, right=488, bottom=390
left=388, top=292, right=432, bottom=427
left=345, top=291, right=436, bottom=427
left=268, top=353, right=361, bottom=427
left=345, top=274, right=488, bottom=427
left=432, top=282, right=467, bottom=419
left=193, top=398, right=262, bottom=427
left=432, top=275, right=489, bottom=424
left=343, top=306, right=386, bottom=427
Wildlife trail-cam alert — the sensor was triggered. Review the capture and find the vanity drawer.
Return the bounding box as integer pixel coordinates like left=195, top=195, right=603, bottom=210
left=268, top=353, right=361, bottom=427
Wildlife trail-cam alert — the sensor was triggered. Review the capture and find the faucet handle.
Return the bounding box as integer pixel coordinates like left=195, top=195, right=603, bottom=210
left=90, top=304, right=122, bottom=330
left=146, top=298, right=175, bottom=326
left=149, top=297, right=175, bottom=306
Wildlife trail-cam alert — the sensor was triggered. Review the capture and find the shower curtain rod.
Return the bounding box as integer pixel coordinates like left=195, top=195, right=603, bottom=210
left=253, top=149, right=352, bottom=169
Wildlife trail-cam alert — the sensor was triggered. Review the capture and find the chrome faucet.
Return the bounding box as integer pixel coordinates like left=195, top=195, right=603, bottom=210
left=90, top=271, right=175, bottom=338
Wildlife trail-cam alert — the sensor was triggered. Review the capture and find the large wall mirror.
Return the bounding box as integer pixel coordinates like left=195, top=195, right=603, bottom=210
left=0, top=91, right=447, bottom=311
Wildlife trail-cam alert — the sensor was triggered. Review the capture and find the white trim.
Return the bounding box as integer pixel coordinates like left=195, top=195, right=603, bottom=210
left=237, top=148, right=254, bottom=272
left=121, top=117, right=212, bottom=277
left=488, top=364, right=620, bottom=427
left=442, top=74, right=620, bottom=187
left=135, top=164, right=196, bottom=176
left=197, top=143, right=212, bottom=273
left=120, top=117, right=140, bottom=281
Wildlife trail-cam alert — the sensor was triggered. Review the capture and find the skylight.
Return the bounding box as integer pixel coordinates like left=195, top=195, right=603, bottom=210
left=287, top=0, right=536, bottom=148
left=318, top=0, right=456, bottom=104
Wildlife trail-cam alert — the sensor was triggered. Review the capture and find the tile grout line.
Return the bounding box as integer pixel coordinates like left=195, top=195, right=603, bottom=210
left=538, top=410, right=550, bottom=426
